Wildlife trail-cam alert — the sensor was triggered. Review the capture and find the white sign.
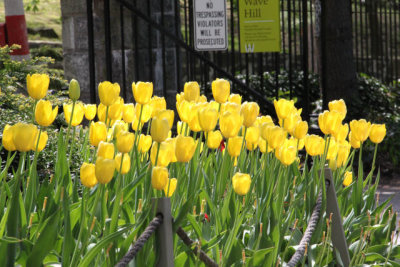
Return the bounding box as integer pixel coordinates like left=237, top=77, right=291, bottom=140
left=194, top=0, right=228, bottom=51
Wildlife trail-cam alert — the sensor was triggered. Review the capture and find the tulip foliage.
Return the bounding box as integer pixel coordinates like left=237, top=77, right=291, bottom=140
left=0, top=74, right=398, bottom=266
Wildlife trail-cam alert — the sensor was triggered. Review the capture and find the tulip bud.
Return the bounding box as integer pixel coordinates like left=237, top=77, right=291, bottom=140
left=318, top=110, right=343, bottom=136
left=175, top=135, right=196, bottom=163
left=349, top=131, right=361, bottom=149
left=27, top=73, right=50, bottom=100
left=69, top=79, right=80, bottom=101
left=275, top=144, right=296, bottom=166
left=115, top=153, right=131, bottom=174
left=328, top=99, right=347, bottom=120
left=228, top=136, right=243, bottom=158
left=245, top=126, right=259, bottom=144
left=98, top=81, right=120, bottom=106
left=164, top=178, right=177, bottom=197
left=156, top=109, right=175, bottom=129
left=241, top=102, right=260, bottom=128
left=232, top=173, right=251, bottom=196
left=229, top=94, right=242, bottom=105
left=108, top=97, right=124, bottom=121
left=304, top=134, right=325, bottom=156
left=282, top=111, right=301, bottom=134
left=207, top=130, right=223, bottom=149
left=333, top=123, right=349, bottom=141
left=95, top=157, right=115, bottom=184
left=184, top=81, right=200, bottom=102
left=273, top=99, right=295, bottom=120
left=220, top=102, right=241, bottom=115
left=151, top=117, right=170, bottom=143
left=117, top=131, right=134, bottom=153
left=343, top=171, right=352, bottom=187
left=149, top=96, right=167, bottom=118
left=369, top=124, right=386, bottom=144
left=350, top=119, right=371, bottom=142
left=12, top=123, right=38, bottom=152
left=2, top=125, right=16, bottom=151
left=150, top=141, right=172, bottom=167
left=84, top=104, right=97, bottom=121
left=293, top=121, right=308, bottom=139
left=198, top=106, right=218, bottom=132
left=177, top=100, right=193, bottom=123
left=267, top=126, right=286, bottom=149
left=212, top=78, right=230, bottom=103
left=35, top=100, right=58, bottom=127
left=164, top=138, right=178, bottom=163
left=89, top=122, right=107, bottom=147
left=80, top=162, right=98, bottom=188
left=132, top=82, right=153, bottom=105
left=138, top=134, right=152, bottom=153
left=220, top=111, right=243, bottom=138
left=97, top=141, right=115, bottom=159
left=151, top=166, right=169, bottom=190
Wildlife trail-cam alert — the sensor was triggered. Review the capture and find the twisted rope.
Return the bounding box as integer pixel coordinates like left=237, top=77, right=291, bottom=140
left=176, top=227, right=219, bottom=267
left=287, top=191, right=323, bottom=267
left=115, top=214, right=163, bottom=267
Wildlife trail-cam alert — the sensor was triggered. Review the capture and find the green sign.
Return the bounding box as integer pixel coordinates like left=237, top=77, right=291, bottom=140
left=238, top=0, right=281, bottom=53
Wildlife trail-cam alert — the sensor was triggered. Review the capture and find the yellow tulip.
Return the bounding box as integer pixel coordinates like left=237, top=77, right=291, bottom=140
left=34, top=131, right=48, bottom=152
left=132, top=81, right=153, bottom=104
left=164, top=178, right=177, bottom=197
left=333, top=123, right=349, bottom=141
left=108, top=97, right=124, bottom=121
left=35, top=100, right=58, bottom=127
left=326, top=138, right=338, bottom=160
left=220, top=111, right=243, bottom=138
left=111, top=120, right=128, bottom=139
left=304, top=134, right=325, bottom=156
left=336, top=140, right=351, bottom=167
left=267, top=126, right=286, bottom=149
left=63, top=102, right=84, bottom=126
left=97, top=103, right=106, bottom=122
left=273, top=99, right=295, bottom=120
left=350, top=119, right=371, bottom=142
left=293, top=121, right=308, bottom=139
left=245, top=126, right=259, bottom=144
left=220, top=102, right=241, bottom=115
left=198, top=95, right=207, bottom=103
left=95, top=157, right=115, bottom=184
left=212, top=78, right=230, bottom=103
left=131, top=116, right=143, bottom=132
left=69, top=79, right=80, bottom=101
left=328, top=99, right=347, bottom=120
left=98, top=81, right=120, bottom=106
left=177, top=121, right=184, bottom=135
left=164, top=138, right=178, bottom=163
left=198, top=106, right=218, bottom=132
left=116, top=131, right=134, bottom=153
left=260, top=122, right=274, bottom=141
left=156, top=110, right=175, bottom=129
left=282, top=111, right=301, bottom=134
left=276, top=145, right=297, bottom=166
left=12, top=123, right=38, bottom=152
left=151, top=166, right=169, bottom=190
left=229, top=94, right=242, bottom=105
left=343, top=171, right=352, bottom=187
left=232, top=173, right=251, bottom=196
left=135, top=103, right=153, bottom=123
left=177, top=100, right=193, bottom=123
left=80, top=162, right=98, bottom=188
left=138, top=134, right=152, bottom=153
left=150, top=141, right=172, bottom=167
left=184, top=81, right=200, bottom=102
left=97, top=141, right=115, bottom=159
left=187, top=105, right=202, bottom=132
left=255, top=115, right=273, bottom=127
left=89, top=122, right=107, bottom=147
left=241, top=102, right=260, bottom=128
left=151, top=117, right=170, bottom=143
left=149, top=96, right=167, bottom=118
left=207, top=130, right=223, bottom=149
left=115, top=153, right=131, bottom=174
left=2, top=125, right=16, bottom=151
left=176, top=92, right=185, bottom=105
left=318, top=110, right=343, bottom=136
left=369, top=124, right=386, bottom=144
left=26, top=73, right=49, bottom=100
left=228, top=136, right=243, bottom=158
left=175, top=135, right=196, bottom=162
left=349, top=131, right=361, bottom=149
left=84, top=104, right=97, bottom=121
left=246, top=140, right=258, bottom=151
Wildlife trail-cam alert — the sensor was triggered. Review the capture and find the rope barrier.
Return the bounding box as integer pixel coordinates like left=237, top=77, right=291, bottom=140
left=115, top=213, right=163, bottom=267
left=176, top=226, right=219, bottom=267
left=287, top=191, right=323, bottom=267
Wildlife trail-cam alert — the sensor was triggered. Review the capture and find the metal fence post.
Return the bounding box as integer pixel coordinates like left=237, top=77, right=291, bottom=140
left=324, top=168, right=350, bottom=267
left=152, top=197, right=174, bottom=267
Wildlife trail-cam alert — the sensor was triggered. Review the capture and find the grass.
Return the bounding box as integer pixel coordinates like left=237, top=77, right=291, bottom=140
left=0, top=0, right=61, bottom=41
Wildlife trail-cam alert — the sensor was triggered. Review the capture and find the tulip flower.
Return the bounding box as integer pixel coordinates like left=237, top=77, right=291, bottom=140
left=27, top=73, right=50, bottom=100
left=350, top=119, right=371, bottom=142
left=12, top=123, right=38, bottom=152
left=117, top=131, right=134, bottom=153
left=349, top=131, right=361, bottom=149
left=369, top=124, right=386, bottom=144
left=151, top=117, right=170, bottom=143
left=188, top=105, right=202, bottom=132
left=84, top=104, right=97, bottom=121
left=156, top=109, right=175, bottom=129
left=63, top=102, right=84, bottom=126
left=293, top=121, right=308, bottom=140
left=318, top=110, right=343, bottom=136
left=220, top=111, right=243, bottom=138
left=246, top=140, right=258, bottom=151
left=111, top=120, right=128, bottom=139
left=212, top=78, right=230, bottom=103
left=150, top=141, right=172, bottom=167
left=326, top=138, right=339, bottom=160
left=227, top=136, right=243, bottom=158
left=121, top=103, right=135, bottom=123
left=176, top=92, right=185, bottom=105
left=198, top=95, right=207, bottom=103
left=95, top=157, right=115, bottom=184
left=281, top=111, right=301, bottom=134
left=151, top=166, right=169, bottom=190
left=232, top=173, right=251, bottom=196
left=183, top=81, right=200, bottom=102
left=245, top=126, right=259, bottom=144
left=2, top=125, right=16, bottom=151
left=267, top=126, right=286, bottom=149
left=108, top=97, right=124, bottom=121
left=304, top=134, right=325, bottom=156
left=164, top=178, right=177, bottom=197
left=165, top=138, right=178, bottom=163
left=89, top=122, right=107, bottom=147
left=175, top=135, right=196, bottom=162
left=177, top=100, right=193, bottom=123
left=241, top=102, right=260, bottom=128
left=80, top=162, right=98, bottom=188
left=328, top=99, right=347, bottom=120
left=207, top=130, right=223, bottom=149
left=97, top=141, right=115, bottom=159
left=138, top=134, right=152, bottom=153
left=220, top=102, right=241, bottom=115
left=132, top=81, right=153, bottom=104
left=229, top=94, right=242, bottom=105
left=273, top=99, right=295, bottom=120
left=135, top=103, right=153, bottom=123
left=115, top=153, right=131, bottom=174
left=198, top=106, right=218, bottom=132
left=260, top=122, right=274, bottom=141
left=131, top=116, right=143, bottom=132
left=69, top=79, right=80, bottom=101
left=276, top=145, right=296, bottom=166
left=34, top=131, right=48, bottom=152
left=336, top=140, right=351, bottom=167
left=255, top=115, right=273, bottom=127
left=333, top=123, right=349, bottom=142
left=98, top=81, right=120, bottom=106
left=149, top=96, right=167, bottom=118
left=343, top=171, right=352, bottom=187
left=97, top=103, right=107, bottom=122
left=35, top=100, right=58, bottom=127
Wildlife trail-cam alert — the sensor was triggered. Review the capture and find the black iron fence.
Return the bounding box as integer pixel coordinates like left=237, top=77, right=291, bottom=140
left=85, top=0, right=400, bottom=119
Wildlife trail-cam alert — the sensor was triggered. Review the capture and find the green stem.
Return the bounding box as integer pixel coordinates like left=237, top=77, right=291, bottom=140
left=70, top=188, right=88, bottom=266
left=154, top=142, right=161, bottom=167
left=65, top=100, right=76, bottom=145
left=368, top=143, right=378, bottom=188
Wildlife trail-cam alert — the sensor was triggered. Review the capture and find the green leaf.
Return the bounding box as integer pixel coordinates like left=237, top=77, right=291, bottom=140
left=249, top=247, right=275, bottom=266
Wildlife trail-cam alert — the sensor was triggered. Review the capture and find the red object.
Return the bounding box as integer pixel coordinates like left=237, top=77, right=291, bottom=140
left=204, top=213, right=210, bottom=222
left=0, top=23, right=6, bottom=46
left=218, top=140, right=225, bottom=152
left=5, top=15, right=29, bottom=55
